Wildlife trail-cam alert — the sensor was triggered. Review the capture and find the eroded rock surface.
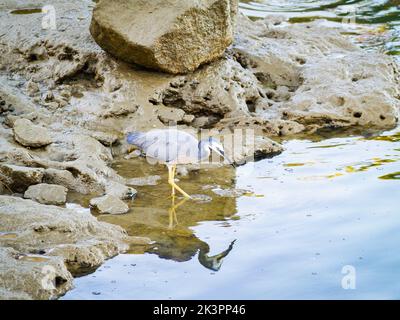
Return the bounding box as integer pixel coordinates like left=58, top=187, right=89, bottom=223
left=90, top=0, right=238, bottom=74
left=90, top=195, right=129, bottom=215
left=0, top=164, right=44, bottom=193
left=0, top=247, right=73, bottom=300
left=13, top=118, right=53, bottom=148
left=0, top=195, right=142, bottom=299
left=24, top=183, right=68, bottom=205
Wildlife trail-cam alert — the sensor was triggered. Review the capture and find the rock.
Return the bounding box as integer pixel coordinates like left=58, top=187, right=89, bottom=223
left=43, top=168, right=91, bottom=194
left=191, top=194, right=213, bottom=202
left=157, top=107, right=185, bottom=125
left=0, top=164, right=44, bottom=193
left=101, top=102, right=139, bottom=118
left=13, top=118, right=53, bottom=148
left=212, top=187, right=252, bottom=197
left=33, top=134, right=115, bottom=195
left=105, top=181, right=137, bottom=200
left=43, top=91, right=54, bottom=102
left=159, top=58, right=262, bottom=120
left=0, top=247, right=73, bottom=300
left=233, top=16, right=400, bottom=132
left=182, top=114, right=195, bottom=124
left=282, top=51, right=400, bottom=129
left=0, top=195, right=132, bottom=297
left=24, top=183, right=68, bottom=205
left=26, top=80, right=40, bottom=97
left=90, top=195, right=129, bottom=215
left=126, top=175, right=161, bottom=186
left=89, top=131, right=120, bottom=146
left=221, top=133, right=283, bottom=165
left=192, top=116, right=221, bottom=128
left=90, top=0, right=238, bottom=74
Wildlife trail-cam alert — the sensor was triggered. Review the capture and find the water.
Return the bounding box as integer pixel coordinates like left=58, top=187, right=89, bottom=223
left=64, top=2, right=400, bottom=300
left=240, top=0, right=400, bottom=58
left=64, top=128, right=400, bottom=299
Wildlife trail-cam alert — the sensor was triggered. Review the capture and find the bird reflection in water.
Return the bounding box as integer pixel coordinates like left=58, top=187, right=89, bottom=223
left=166, top=195, right=236, bottom=271
left=198, top=240, right=236, bottom=271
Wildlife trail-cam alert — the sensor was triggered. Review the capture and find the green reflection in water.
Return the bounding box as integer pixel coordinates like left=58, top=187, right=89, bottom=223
left=240, top=0, right=400, bottom=59
left=379, top=171, right=400, bottom=179
left=345, top=158, right=398, bottom=173
left=369, top=132, right=400, bottom=142
left=10, top=8, right=42, bottom=15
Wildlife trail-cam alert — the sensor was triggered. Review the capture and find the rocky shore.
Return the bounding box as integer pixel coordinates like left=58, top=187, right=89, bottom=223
left=0, top=0, right=399, bottom=299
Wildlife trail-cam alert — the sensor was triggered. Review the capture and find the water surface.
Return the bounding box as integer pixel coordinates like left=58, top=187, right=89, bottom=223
left=240, top=0, right=400, bottom=58
left=65, top=127, right=400, bottom=299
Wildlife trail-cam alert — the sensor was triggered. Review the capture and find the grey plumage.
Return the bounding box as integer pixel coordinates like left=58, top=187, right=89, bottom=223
left=127, top=129, right=221, bottom=165
left=127, top=128, right=231, bottom=198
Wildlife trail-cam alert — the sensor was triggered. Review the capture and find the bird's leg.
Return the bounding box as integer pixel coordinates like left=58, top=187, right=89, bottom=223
left=168, top=165, right=192, bottom=199
left=168, top=197, right=188, bottom=229
left=167, top=165, right=175, bottom=198
left=171, top=165, right=176, bottom=197
left=168, top=196, right=177, bottom=229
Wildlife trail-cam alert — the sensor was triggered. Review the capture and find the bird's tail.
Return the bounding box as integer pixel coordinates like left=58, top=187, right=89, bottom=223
left=126, top=131, right=144, bottom=146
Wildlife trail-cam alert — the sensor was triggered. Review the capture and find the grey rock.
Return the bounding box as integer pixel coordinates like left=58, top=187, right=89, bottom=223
left=90, top=195, right=129, bottom=215
left=90, top=0, right=238, bottom=74
left=24, top=183, right=68, bottom=205
left=105, top=181, right=137, bottom=200
left=0, top=164, right=44, bottom=193
left=0, top=195, right=137, bottom=299
left=126, top=175, right=161, bottom=186
left=13, top=118, right=53, bottom=148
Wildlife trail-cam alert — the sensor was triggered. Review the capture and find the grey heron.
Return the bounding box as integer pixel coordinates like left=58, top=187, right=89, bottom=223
left=127, top=129, right=232, bottom=199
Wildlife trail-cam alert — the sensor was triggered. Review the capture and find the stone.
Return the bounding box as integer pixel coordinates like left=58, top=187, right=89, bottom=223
left=101, top=102, right=139, bottom=118
left=0, top=247, right=73, bottom=300
left=26, top=80, right=40, bottom=97
left=157, top=107, right=185, bottom=125
left=43, top=168, right=91, bottom=195
left=212, top=187, right=252, bottom=197
left=0, top=164, right=44, bottom=193
left=105, top=181, right=137, bottom=200
left=126, top=175, right=161, bottom=186
left=0, top=195, right=134, bottom=299
left=24, top=183, right=68, bottom=205
left=90, top=195, right=129, bottom=215
left=13, top=118, right=53, bottom=148
left=221, top=133, right=283, bottom=165
left=90, top=0, right=238, bottom=74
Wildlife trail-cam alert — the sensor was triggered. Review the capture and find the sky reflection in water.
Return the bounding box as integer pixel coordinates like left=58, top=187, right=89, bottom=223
left=65, top=127, right=400, bottom=299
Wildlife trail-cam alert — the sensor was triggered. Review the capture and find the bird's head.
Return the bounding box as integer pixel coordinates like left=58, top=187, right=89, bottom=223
left=200, top=137, right=235, bottom=167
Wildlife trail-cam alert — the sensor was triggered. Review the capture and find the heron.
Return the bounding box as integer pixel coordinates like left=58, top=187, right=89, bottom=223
left=126, top=128, right=232, bottom=199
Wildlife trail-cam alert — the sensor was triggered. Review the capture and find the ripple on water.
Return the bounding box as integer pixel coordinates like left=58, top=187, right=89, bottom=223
left=64, top=126, right=400, bottom=299
left=239, top=0, right=400, bottom=60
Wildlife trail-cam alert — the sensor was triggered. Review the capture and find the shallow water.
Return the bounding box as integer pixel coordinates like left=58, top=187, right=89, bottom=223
left=64, top=127, right=400, bottom=299
left=64, top=1, right=400, bottom=300
left=240, top=0, right=400, bottom=58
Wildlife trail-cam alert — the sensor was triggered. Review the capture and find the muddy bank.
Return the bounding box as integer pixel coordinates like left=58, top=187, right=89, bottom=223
left=0, top=0, right=399, bottom=299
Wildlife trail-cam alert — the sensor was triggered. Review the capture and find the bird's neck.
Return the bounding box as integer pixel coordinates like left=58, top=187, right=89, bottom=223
left=198, top=140, right=210, bottom=162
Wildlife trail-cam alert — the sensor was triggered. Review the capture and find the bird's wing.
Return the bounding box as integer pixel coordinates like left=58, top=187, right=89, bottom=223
left=127, top=129, right=199, bottom=164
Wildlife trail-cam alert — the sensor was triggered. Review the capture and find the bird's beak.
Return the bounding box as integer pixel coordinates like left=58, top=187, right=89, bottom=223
left=210, top=146, right=236, bottom=168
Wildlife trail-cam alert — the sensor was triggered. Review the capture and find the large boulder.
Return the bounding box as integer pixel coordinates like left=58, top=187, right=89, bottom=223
left=90, top=0, right=238, bottom=74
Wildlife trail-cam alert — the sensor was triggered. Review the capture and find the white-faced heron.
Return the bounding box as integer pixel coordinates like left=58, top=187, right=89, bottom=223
left=127, top=128, right=232, bottom=199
